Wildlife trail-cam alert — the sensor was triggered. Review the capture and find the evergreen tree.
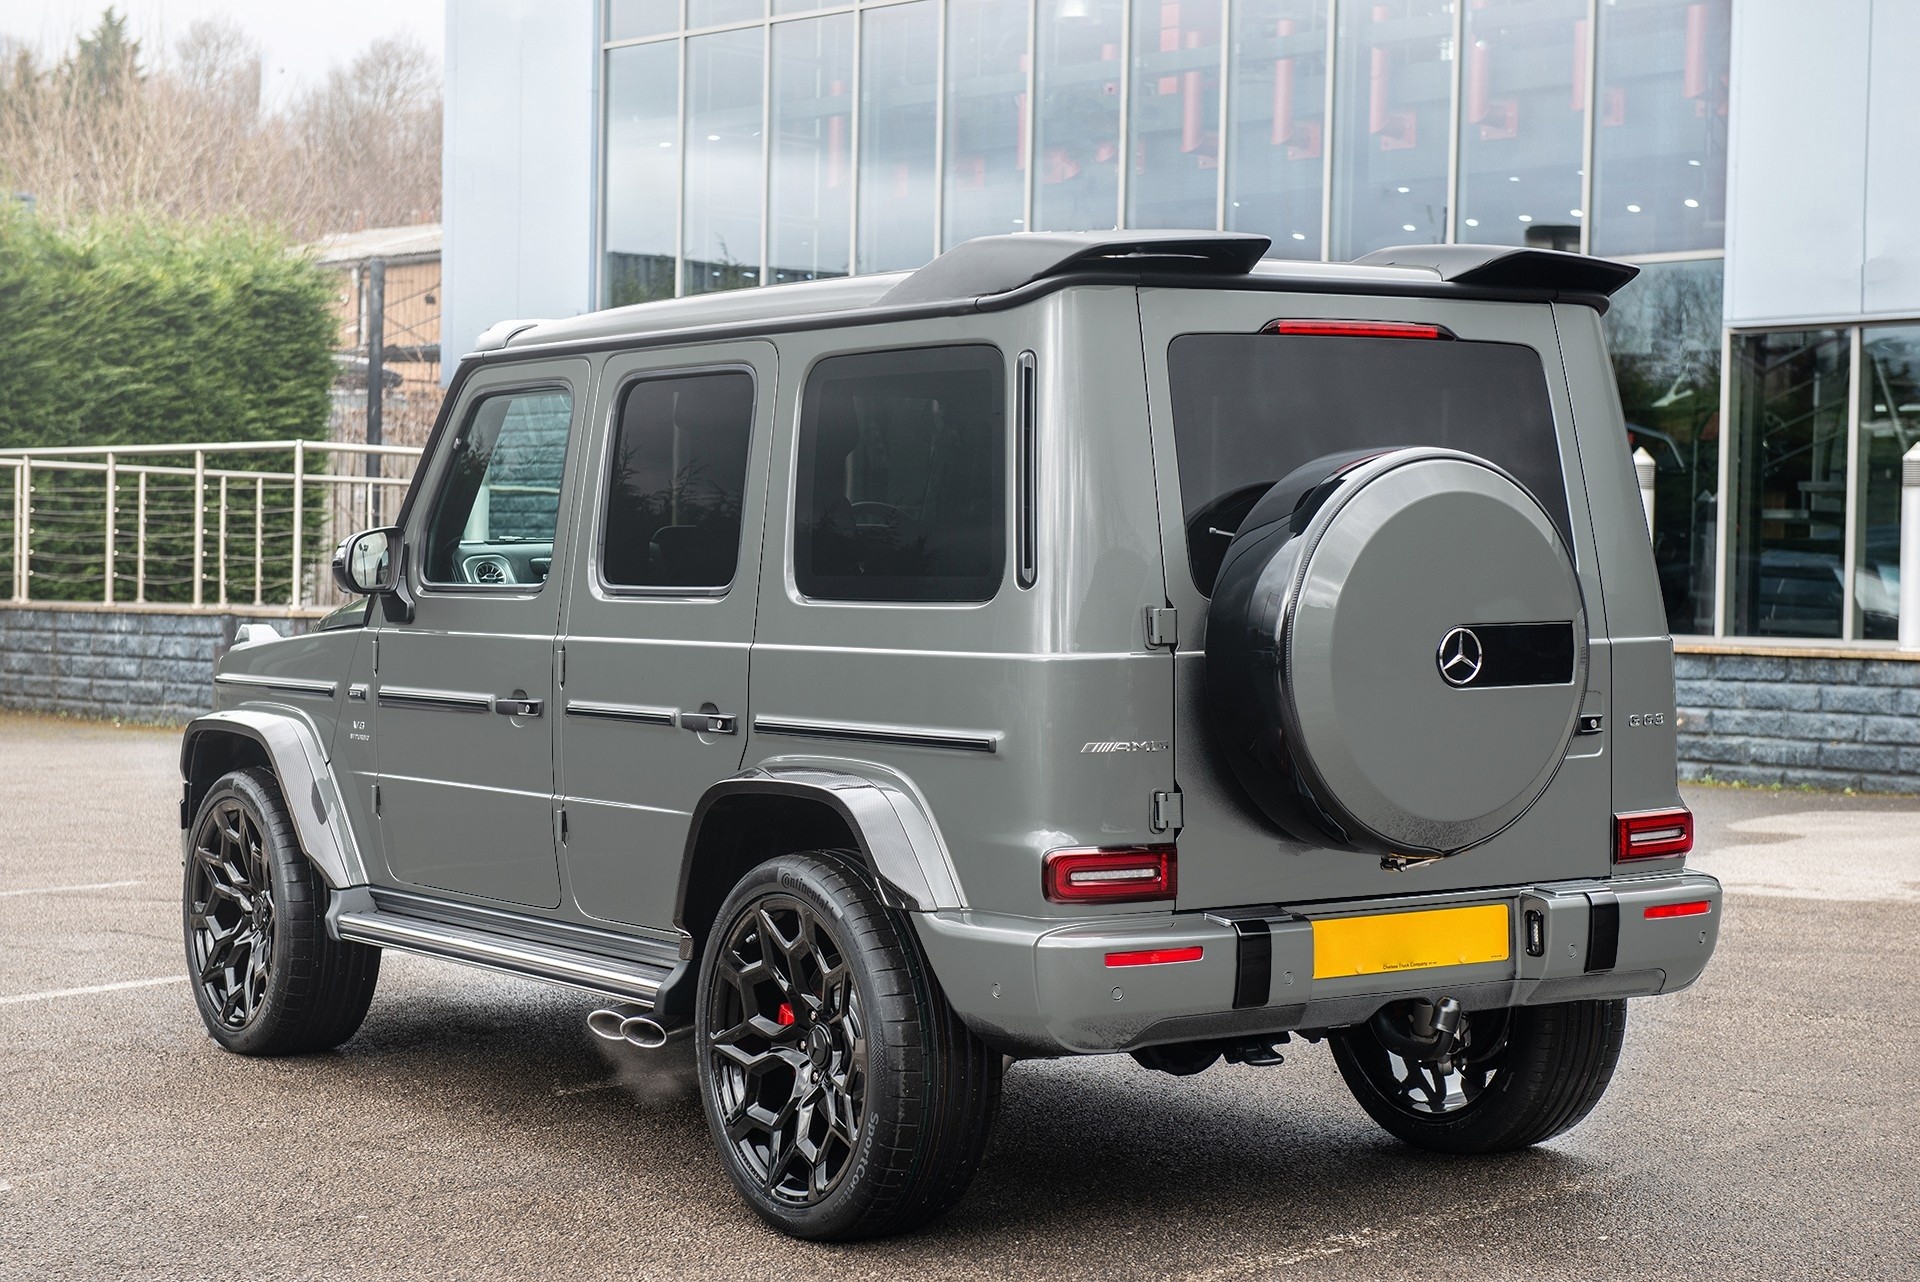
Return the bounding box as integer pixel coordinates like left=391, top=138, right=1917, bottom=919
left=63, top=8, right=142, bottom=106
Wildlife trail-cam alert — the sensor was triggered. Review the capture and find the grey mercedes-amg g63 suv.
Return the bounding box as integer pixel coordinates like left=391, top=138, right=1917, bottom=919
left=179, top=231, right=1720, bottom=1241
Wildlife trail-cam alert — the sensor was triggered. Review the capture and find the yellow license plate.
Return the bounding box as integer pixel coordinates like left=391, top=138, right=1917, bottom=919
left=1311, top=904, right=1511, bottom=980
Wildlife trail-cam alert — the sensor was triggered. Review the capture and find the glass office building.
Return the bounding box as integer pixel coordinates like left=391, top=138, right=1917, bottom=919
left=591, top=0, right=1912, bottom=644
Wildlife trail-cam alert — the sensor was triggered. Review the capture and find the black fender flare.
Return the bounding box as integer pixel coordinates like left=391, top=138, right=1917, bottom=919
left=179, top=710, right=368, bottom=888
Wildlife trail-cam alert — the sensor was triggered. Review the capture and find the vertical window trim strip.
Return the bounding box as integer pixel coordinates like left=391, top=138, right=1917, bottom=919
left=1017, top=350, right=1038, bottom=590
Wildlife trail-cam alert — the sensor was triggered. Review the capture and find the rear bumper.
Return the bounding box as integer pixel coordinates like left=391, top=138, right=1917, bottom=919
left=911, top=871, right=1721, bottom=1056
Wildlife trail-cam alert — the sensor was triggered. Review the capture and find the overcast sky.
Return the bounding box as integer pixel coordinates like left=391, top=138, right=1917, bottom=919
left=1, top=1, right=446, bottom=104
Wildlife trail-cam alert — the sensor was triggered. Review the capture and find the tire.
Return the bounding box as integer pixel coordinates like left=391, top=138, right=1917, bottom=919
left=1329, top=999, right=1626, bottom=1154
left=182, top=768, right=381, bottom=1056
left=694, top=850, right=1001, bottom=1241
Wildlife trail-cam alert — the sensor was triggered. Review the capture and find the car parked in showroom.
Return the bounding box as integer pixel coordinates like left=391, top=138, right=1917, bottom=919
left=179, top=231, right=1721, bottom=1240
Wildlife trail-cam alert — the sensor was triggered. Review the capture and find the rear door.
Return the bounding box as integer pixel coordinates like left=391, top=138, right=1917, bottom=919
left=373, top=360, right=589, bottom=908
left=556, top=341, right=774, bottom=931
left=1136, top=288, right=1614, bottom=909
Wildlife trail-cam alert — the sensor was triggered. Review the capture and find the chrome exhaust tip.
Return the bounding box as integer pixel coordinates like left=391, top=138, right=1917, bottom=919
left=587, top=1006, right=687, bottom=1050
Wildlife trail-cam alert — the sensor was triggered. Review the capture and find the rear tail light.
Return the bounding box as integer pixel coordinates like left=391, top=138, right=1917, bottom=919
left=1261, top=318, right=1454, bottom=340
left=1614, top=807, right=1694, bottom=861
left=1645, top=900, right=1711, bottom=919
left=1105, top=946, right=1204, bottom=967
left=1042, top=845, right=1177, bottom=904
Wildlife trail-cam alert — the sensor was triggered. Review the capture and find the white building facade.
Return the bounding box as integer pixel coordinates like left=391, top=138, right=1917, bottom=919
left=443, top=0, right=1919, bottom=658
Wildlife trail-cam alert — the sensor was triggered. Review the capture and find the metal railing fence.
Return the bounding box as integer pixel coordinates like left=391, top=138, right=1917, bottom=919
left=0, top=441, right=422, bottom=612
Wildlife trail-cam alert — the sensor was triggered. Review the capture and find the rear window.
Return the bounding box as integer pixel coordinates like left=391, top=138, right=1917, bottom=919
left=1167, top=333, right=1570, bottom=595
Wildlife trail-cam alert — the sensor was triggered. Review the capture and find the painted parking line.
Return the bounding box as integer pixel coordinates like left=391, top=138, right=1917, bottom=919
left=0, top=880, right=144, bottom=898
left=0, top=976, right=185, bottom=1006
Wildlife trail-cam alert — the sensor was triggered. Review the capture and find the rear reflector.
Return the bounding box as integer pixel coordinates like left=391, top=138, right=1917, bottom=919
left=1614, top=807, right=1694, bottom=861
left=1105, top=946, right=1204, bottom=968
left=1042, top=845, right=1177, bottom=904
left=1644, top=900, right=1711, bottom=920
left=1262, top=318, right=1453, bottom=340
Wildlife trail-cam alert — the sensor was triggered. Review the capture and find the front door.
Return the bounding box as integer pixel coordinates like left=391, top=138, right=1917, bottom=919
left=372, top=360, right=591, bottom=908
left=557, top=342, right=774, bottom=931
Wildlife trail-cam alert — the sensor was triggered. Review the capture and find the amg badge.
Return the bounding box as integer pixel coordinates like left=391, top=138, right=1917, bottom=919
left=1081, top=741, right=1170, bottom=753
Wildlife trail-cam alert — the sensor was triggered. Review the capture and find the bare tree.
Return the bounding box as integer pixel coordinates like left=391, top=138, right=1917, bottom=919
left=0, top=11, right=440, bottom=237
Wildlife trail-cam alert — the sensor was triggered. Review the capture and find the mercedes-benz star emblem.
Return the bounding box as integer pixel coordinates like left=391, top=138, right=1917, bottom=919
left=1437, top=627, right=1484, bottom=687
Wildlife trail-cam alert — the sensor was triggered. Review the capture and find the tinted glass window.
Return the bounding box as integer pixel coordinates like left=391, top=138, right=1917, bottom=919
left=602, top=371, right=756, bottom=590
left=423, top=388, right=573, bottom=586
left=795, top=345, right=1005, bottom=602
left=1167, top=334, right=1569, bottom=595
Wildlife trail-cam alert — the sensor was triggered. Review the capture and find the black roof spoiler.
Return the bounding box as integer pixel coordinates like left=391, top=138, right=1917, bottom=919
left=878, top=231, right=1272, bottom=307
left=1350, top=244, right=1640, bottom=297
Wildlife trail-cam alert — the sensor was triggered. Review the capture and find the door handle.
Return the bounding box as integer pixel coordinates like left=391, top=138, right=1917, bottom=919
left=494, top=696, right=545, bottom=718
left=678, top=710, right=737, bottom=735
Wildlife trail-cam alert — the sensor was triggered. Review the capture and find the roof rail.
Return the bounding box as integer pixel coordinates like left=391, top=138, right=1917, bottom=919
left=1349, top=244, right=1639, bottom=297
left=877, top=231, right=1272, bottom=308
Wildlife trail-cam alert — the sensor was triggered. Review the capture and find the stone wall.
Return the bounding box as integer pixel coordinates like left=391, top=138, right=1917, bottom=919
left=0, top=606, right=313, bottom=725
left=1676, top=650, right=1920, bottom=794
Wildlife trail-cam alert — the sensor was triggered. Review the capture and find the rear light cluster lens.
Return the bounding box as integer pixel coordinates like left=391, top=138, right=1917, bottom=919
left=1645, top=900, right=1712, bottom=920
left=1042, top=845, right=1177, bottom=904
left=1614, top=807, right=1694, bottom=861
left=1261, top=318, right=1454, bottom=340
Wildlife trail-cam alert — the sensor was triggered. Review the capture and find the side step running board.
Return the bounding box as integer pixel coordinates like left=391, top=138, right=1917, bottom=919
left=333, top=909, right=674, bottom=1006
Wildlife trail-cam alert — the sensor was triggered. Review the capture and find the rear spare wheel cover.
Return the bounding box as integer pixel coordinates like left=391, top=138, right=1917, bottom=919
left=1282, top=450, right=1586, bottom=855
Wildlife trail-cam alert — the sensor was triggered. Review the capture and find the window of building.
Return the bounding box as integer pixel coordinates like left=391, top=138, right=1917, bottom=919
left=857, top=1, right=938, bottom=273
left=1856, top=327, right=1919, bottom=640
left=601, top=371, right=756, bottom=590
left=794, top=346, right=1007, bottom=602
left=607, top=0, right=677, bottom=42
left=1605, top=257, right=1723, bottom=635
left=1032, top=0, right=1123, bottom=233
left=1224, top=0, right=1328, bottom=259
left=1590, top=0, right=1730, bottom=256
left=604, top=41, right=680, bottom=306
left=943, top=0, right=1032, bottom=249
left=1165, top=333, right=1568, bottom=596
left=1329, top=0, right=1453, bottom=258
left=690, top=0, right=765, bottom=27
left=1127, top=0, right=1222, bottom=229
left=770, top=13, right=854, bottom=283
left=1455, top=0, right=1587, bottom=250
left=685, top=28, right=765, bottom=294
left=1731, top=330, right=1850, bottom=639
left=423, top=390, right=573, bottom=587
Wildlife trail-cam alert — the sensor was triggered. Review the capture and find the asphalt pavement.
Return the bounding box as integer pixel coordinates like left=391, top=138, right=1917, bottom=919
left=3, top=710, right=1917, bottom=1281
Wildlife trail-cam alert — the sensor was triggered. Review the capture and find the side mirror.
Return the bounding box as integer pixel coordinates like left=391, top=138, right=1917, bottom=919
left=333, top=527, right=401, bottom=596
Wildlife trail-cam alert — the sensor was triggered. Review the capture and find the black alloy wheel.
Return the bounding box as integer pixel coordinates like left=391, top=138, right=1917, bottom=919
left=186, top=793, right=277, bottom=1030
left=694, top=851, right=1001, bottom=1241
left=706, top=894, right=868, bottom=1206
left=1331, top=998, right=1627, bottom=1154
left=181, top=769, right=382, bottom=1056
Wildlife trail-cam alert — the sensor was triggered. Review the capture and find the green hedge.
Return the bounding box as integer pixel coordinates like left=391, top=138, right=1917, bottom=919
left=0, top=212, right=336, bottom=602
left=0, top=210, right=334, bottom=450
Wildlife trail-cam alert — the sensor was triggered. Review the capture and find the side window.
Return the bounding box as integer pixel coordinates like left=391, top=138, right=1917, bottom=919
left=422, top=387, right=572, bottom=586
left=794, top=345, right=1005, bottom=603
left=601, top=370, right=755, bottom=590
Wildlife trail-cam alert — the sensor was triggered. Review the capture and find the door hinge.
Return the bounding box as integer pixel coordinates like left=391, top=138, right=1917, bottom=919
left=556, top=643, right=566, bottom=688
left=1151, top=789, right=1184, bottom=833
left=557, top=807, right=569, bottom=845
left=371, top=782, right=381, bottom=816
left=370, top=634, right=379, bottom=675
left=1145, top=606, right=1178, bottom=649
